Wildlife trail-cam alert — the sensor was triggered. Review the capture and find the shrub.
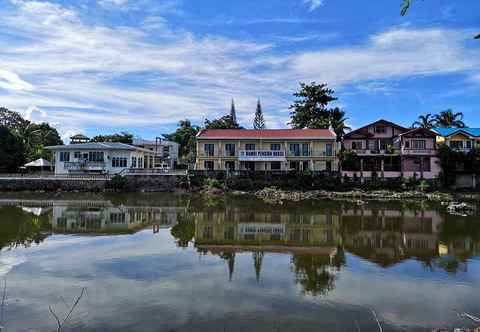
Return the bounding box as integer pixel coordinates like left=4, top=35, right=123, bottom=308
left=109, top=175, right=128, bottom=190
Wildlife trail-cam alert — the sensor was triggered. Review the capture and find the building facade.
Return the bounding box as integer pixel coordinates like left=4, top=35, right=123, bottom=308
left=433, top=128, right=480, bottom=152
left=132, top=138, right=180, bottom=168
left=195, top=129, right=339, bottom=172
left=342, top=120, right=441, bottom=179
left=46, top=142, right=155, bottom=175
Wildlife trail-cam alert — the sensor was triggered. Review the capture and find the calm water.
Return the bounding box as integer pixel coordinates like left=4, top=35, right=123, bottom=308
left=0, top=193, right=479, bottom=332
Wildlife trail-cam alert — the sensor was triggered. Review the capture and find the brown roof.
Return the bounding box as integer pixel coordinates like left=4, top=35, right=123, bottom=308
left=197, top=129, right=336, bottom=139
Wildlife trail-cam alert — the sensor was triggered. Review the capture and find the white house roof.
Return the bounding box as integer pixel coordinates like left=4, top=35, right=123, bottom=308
left=24, top=158, right=52, bottom=167
left=45, top=142, right=154, bottom=154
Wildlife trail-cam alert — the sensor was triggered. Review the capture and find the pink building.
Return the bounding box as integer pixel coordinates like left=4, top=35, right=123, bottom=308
left=342, top=120, right=441, bottom=179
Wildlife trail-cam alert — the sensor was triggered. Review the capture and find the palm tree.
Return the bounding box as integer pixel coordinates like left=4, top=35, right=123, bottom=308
left=434, top=109, right=466, bottom=128
left=412, top=113, right=436, bottom=129
left=329, top=107, right=351, bottom=140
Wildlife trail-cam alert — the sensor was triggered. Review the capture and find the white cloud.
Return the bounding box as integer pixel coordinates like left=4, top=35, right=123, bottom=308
left=23, top=105, right=46, bottom=122
left=0, top=69, right=34, bottom=91
left=0, top=1, right=479, bottom=135
left=303, top=0, right=324, bottom=11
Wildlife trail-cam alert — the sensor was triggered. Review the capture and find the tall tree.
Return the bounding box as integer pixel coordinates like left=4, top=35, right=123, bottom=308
left=90, top=132, right=133, bottom=144
left=0, top=126, right=25, bottom=172
left=434, top=110, right=466, bottom=128
left=289, top=82, right=350, bottom=139
left=253, top=99, right=266, bottom=130
left=400, top=0, right=479, bottom=39
left=164, top=119, right=200, bottom=163
left=290, top=82, right=337, bottom=129
left=412, top=113, right=436, bottom=129
left=230, top=99, right=238, bottom=126
left=204, top=115, right=242, bottom=129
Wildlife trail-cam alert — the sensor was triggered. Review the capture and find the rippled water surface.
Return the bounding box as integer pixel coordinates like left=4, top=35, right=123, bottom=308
left=0, top=193, right=479, bottom=331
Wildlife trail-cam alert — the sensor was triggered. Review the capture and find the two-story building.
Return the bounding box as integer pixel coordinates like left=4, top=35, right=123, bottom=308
left=132, top=138, right=180, bottom=169
left=342, top=120, right=441, bottom=179
left=195, top=129, right=339, bottom=172
left=46, top=141, right=155, bottom=175
left=433, top=128, right=480, bottom=152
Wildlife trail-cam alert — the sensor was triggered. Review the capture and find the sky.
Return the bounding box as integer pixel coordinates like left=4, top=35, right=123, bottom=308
left=0, top=0, right=479, bottom=140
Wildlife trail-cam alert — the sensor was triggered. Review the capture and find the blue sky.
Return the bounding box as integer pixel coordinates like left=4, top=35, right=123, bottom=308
left=0, top=0, right=479, bottom=140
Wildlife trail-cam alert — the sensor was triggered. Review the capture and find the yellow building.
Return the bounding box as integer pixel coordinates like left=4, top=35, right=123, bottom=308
left=433, top=128, right=480, bottom=152
left=195, top=128, right=339, bottom=172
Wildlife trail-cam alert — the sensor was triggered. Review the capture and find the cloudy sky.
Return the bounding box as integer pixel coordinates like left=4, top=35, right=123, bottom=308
left=0, top=0, right=479, bottom=140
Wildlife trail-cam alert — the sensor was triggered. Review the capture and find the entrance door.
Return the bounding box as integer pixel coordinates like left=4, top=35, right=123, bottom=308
left=326, top=161, right=332, bottom=172
left=244, top=161, right=255, bottom=171
left=225, top=161, right=235, bottom=171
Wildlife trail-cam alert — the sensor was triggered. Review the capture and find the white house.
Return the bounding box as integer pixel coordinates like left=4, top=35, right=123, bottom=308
left=45, top=142, right=155, bottom=175
left=132, top=138, right=180, bottom=168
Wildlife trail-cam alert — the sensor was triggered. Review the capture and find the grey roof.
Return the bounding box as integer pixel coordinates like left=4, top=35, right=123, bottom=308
left=132, top=138, right=179, bottom=146
left=45, top=142, right=154, bottom=154
left=24, top=158, right=52, bottom=167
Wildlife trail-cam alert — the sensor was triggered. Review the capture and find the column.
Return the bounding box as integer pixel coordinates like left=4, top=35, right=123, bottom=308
left=381, top=158, right=385, bottom=178
left=360, top=158, right=364, bottom=183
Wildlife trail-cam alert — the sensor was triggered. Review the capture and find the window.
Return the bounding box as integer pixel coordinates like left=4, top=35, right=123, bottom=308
left=112, top=157, right=128, bottom=168
left=270, top=143, right=281, bottom=151
left=302, top=143, right=310, bottom=156
left=375, top=126, right=386, bottom=134
left=204, top=144, right=215, bottom=156
left=59, top=152, right=70, bottom=162
left=163, top=146, right=170, bottom=157
left=412, top=140, right=426, bottom=150
left=450, top=140, right=464, bottom=149
left=74, top=152, right=81, bottom=159
left=131, top=157, right=137, bottom=168
left=271, top=161, right=281, bottom=170
left=325, top=144, right=333, bottom=156
left=245, top=144, right=256, bottom=151
left=466, top=141, right=472, bottom=149
left=225, top=144, right=236, bottom=156
left=405, top=140, right=410, bottom=148
left=204, top=161, right=214, bottom=170
left=351, top=141, right=362, bottom=150
left=138, top=157, right=143, bottom=168
left=88, top=151, right=104, bottom=162
left=289, top=144, right=300, bottom=156
left=225, top=161, right=235, bottom=171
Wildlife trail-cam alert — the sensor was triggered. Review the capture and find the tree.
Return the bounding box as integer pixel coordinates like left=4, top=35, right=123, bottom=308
left=90, top=132, right=133, bottom=144
left=204, top=115, right=242, bottom=129
left=289, top=82, right=350, bottom=139
left=253, top=99, right=266, bottom=130
left=230, top=99, right=238, bottom=126
left=434, top=110, right=466, bottom=128
left=163, top=119, right=200, bottom=163
left=290, top=82, right=337, bottom=129
left=0, top=107, right=29, bottom=133
left=412, top=113, right=436, bottom=129
left=0, top=126, right=25, bottom=172
left=400, top=0, right=479, bottom=39
left=26, top=122, right=63, bottom=160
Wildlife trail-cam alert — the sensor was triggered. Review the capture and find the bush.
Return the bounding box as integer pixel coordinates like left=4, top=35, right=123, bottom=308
left=109, top=175, right=128, bottom=190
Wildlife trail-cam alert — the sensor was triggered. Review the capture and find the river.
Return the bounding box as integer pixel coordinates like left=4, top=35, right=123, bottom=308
left=0, top=193, right=479, bottom=331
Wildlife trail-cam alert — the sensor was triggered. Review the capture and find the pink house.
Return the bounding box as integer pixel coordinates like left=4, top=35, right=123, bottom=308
left=342, top=120, right=441, bottom=179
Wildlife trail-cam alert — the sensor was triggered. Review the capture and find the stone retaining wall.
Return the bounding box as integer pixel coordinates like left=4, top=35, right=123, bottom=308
left=0, top=175, right=181, bottom=192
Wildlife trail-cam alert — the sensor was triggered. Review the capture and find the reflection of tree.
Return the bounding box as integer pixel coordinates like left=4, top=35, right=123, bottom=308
left=253, top=251, right=264, bottom=283
left=219, top=252, right=235, bottom=282
left=291, top=254, right=337, bottom=296
left=170, top=212, right=195, bottom=248
left=0, top=207, right=51, bottom=250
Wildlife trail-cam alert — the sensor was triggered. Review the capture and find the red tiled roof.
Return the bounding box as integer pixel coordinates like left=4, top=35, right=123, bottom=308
left=197, top=129, right=336, bottom=138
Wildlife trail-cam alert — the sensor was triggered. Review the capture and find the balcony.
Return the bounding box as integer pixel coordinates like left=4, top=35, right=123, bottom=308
left=64, top=161, right=106, bottom=171
left=238, top=150, right=286, bottom=161
left=350, top=149, right=399, bottom=156
left=401, top=148, right=437, bottom=156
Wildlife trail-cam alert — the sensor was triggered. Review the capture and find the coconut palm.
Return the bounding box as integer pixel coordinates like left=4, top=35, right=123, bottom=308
left=434, top=110, right=466, bottom=128
left=329, top=107, right=351, bottom=139
left=411, top=113, right=436, bottom=129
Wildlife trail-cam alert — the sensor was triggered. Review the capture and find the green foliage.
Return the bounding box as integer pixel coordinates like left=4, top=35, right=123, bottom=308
left=204, top=115, right=242, bottom=129
left=204, top=177, right=223, bottom=189
left=411, top=113, right=436, bottom=129
left=289, top=82, right=350, bottom=139
left=0, top=126, right=26, bottom=172
left=90, top=132, right=133, bottom=144
left=253, top=99, right=266, bottom=130
left=164, top=119, right=200, bottom=163
left=109, top=175, right=128, bottom=190
left=434, top=109, right=466, bottom=128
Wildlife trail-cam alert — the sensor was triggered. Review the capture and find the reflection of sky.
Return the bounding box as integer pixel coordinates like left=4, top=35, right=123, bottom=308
left=1, top=230, right=479, bottom=331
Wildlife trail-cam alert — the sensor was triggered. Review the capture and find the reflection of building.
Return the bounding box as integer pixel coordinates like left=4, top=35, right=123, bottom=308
left=194, top=209, right=341, bottom=252
left=52, top=204, right=181, bottom=234
left=341, top=207, right=442, bottom=267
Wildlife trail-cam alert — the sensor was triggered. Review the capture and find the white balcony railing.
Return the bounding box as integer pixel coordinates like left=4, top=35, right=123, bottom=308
left=64, top=161, right=106, bottom=170
left=239, top=150, right=286, bottom=161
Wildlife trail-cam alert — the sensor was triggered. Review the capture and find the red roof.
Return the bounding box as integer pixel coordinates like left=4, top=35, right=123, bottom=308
left=197, top=129, right=336, bottom=139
